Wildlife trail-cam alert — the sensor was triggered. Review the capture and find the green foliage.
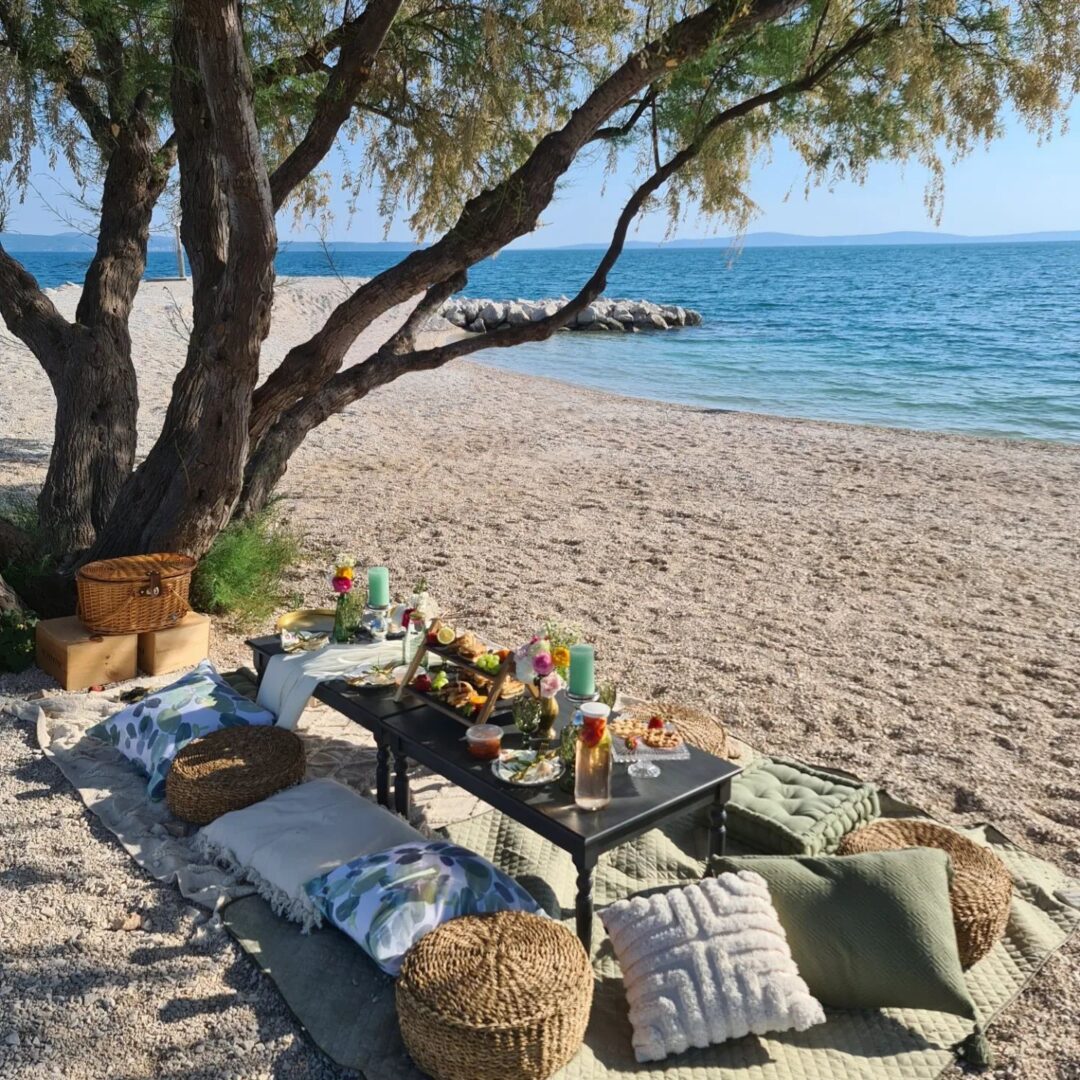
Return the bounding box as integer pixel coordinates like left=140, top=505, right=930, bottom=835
left=0, top=492, right=56, bottom=602
left=191, top=509, right=302, bottom=627
left=0, top=607, right=36, bottom=672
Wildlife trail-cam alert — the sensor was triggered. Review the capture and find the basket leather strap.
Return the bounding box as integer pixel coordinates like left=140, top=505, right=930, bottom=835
left=139, top=571, right=163, bottom=598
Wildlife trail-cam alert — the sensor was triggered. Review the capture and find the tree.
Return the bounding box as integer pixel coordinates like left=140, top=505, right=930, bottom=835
left=3, top=0, right=1077, bottom=592
left=0, top=0, right=619, bottom=558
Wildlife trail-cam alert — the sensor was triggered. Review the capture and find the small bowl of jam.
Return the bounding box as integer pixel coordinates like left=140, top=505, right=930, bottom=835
left=465, top=724, right=503, bottom=760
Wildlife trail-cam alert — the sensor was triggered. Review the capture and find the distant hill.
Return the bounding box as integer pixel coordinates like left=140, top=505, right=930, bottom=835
left=2, top=229, right=1077, bottom=254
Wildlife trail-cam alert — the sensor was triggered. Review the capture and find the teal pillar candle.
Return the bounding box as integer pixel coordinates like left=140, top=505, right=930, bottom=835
left=568, top=644, right=596, bottom=698
left=367, top=566, right=390, bottom=608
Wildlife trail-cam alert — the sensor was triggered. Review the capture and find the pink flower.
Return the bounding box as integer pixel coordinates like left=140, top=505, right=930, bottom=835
left=332, top=576, right=353, bottom=594
left=531, top=651, right=554, bottom=677
left=539, top=671, right=564, bottom=698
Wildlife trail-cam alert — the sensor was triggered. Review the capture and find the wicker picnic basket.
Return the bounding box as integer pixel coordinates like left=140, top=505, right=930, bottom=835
left=77, top=553, right=196, bottom=635
left=397, top=910, right=593, bottom=1080
left=166, top=726, right=305, bottom=825
left=838, top=818, right=1013, bottom=968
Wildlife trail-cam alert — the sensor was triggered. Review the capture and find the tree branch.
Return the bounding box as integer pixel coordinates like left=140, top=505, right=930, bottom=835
left=371, top=21, right=889, bottom=372
left=269, top=0, right=405, bottom=210
left=590, top=92, right=658, bottom=142
left=249, top=0, right=805, bottom=442
left=0, top=243, right=75, bottom=379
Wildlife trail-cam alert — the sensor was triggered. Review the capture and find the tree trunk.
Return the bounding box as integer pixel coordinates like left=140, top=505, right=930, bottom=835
left=0, top=571, right=21, bottom=614
left=84, top=0, right=276, bottom=561
left=0, top=114, right=172, bottom=555
left=36, top=331, right=139, bottom=552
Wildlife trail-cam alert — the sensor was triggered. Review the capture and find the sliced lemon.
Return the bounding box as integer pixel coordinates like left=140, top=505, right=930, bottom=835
left=436, top=625, right=456, bottom=646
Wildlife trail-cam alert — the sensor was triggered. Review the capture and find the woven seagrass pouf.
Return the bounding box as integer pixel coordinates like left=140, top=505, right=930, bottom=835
left=838, top=818, right=1013, bottom=968
left=166, top=725, right=305, bottom=825
left=396, top=910, right=593, bottom=1080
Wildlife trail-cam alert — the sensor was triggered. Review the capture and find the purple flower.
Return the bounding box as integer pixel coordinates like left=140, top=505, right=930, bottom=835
left=332, top=576, right=353, bottom=594
left=531, top=651, right=554, bottom=677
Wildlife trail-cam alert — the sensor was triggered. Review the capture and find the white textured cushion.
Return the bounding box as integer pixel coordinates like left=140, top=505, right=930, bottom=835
left=600, top=873, right=825, bottom=1062
left=196, top=778, right=423, bottom=928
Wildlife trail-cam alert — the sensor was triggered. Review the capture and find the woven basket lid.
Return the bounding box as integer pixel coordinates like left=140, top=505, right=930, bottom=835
left=170, top=725, right=302, bottom=781
left=78, top=552, right=197, bottom=583
left=398, top=911, right=591, bottom=1029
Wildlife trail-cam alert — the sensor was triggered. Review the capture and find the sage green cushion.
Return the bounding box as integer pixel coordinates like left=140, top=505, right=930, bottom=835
left=726, top=757, right=879, bottom=855
left=715, top=849, right=977, bottom=1023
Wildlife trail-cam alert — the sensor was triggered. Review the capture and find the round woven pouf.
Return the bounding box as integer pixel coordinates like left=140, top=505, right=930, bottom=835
left=396, top=911, right=593, bottom=1080
left=166, top=726, right=305, bottom=825
left=838, top=818, right=1012, bottom=967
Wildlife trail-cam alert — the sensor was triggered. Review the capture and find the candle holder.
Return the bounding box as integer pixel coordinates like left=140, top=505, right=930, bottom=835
left=565, top=688, right=599, bottom=704
left=360, top=603, right=391, bottom=642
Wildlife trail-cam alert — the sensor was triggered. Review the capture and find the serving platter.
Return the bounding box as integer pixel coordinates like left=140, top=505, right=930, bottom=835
left=492, top=749, right=564, bottom=786
left=276, top=609, right=337, bottom=634
left=343, top=662, right=399, bottom=689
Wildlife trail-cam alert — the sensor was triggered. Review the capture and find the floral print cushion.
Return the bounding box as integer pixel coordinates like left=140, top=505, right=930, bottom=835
left=88, top=660, right=275, bottom=799
left=304, top=840, right=542, bottom=976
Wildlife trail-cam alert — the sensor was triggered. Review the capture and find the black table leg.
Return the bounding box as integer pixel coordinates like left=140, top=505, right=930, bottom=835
left=252, top=649, right=268, bottom=687
left=573, top=853, right=597, bottom=953
left=393, top=748, right=411, bottom=817
left=376, top=738, right=390, bottom=808
left=708, top=779, right=731, bottom=872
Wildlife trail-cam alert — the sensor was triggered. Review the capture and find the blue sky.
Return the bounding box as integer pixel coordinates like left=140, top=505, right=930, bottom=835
left=6, top=101, right=1079, bottom=246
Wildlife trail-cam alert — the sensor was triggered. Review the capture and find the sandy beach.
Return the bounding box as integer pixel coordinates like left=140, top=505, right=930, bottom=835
left=1, top=277, right=1078, bottom=1077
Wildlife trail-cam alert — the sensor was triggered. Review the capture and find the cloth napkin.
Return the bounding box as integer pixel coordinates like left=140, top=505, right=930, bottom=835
left=257, top=641, right=404, bottom=729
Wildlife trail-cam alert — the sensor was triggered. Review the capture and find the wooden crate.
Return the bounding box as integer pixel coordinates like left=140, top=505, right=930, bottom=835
left=35, top=616, right=137, bottom=691
left=138, top=612, right=211, bottom=676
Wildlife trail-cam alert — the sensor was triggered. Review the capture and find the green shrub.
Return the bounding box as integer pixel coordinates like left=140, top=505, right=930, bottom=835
left=191, top=510, right=302, bottom=627
left=0, top=608, right=37, bottom=672
left=0, top=492, right=57, bottom=605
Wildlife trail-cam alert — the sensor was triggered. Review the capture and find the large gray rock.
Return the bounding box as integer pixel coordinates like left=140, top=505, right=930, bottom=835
left=466, top=317, right=487, bottom=333
left=505, top=302, right=530, bottom=326
left=479, top=300, right=504, bottom=325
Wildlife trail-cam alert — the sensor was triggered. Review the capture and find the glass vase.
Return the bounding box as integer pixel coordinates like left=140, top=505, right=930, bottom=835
left=536, top=692, right=559, bottom=743
left=332, top=593, right=351, bottom=643
left=574, top=717, right=612, bottom=811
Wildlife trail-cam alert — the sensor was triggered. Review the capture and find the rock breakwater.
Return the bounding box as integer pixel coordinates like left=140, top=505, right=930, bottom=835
left=438, top=297, right=702, bottom=333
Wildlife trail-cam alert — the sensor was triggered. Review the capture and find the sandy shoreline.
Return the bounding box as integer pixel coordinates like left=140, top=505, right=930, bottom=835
left=2, top=277, right=1078, bottom=1077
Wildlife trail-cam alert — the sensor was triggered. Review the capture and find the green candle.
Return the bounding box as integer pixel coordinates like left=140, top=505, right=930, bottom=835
left=568, top=644, right=595, bottom=698
left=367, top=566, right=390, bottom=608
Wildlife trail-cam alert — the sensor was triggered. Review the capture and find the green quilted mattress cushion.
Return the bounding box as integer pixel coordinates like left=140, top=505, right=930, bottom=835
left=715, top=848, right=976, bottom=1022
left=726, top=757, right=879, bottom=855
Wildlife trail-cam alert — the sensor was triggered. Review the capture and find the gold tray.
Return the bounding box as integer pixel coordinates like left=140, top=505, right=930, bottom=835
left=276, top=608, right=337, bottom=634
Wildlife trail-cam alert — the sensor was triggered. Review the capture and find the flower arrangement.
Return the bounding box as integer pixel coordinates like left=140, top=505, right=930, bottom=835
left=514, top=635, right=565, bottom=700
left=514, top=621, right=580, bottom=740
left=330, top=555, right=364, bottom=642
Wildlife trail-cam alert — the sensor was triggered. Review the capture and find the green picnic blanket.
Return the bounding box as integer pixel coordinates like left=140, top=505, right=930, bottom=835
left=222, top=795, right=1080, bottom=1080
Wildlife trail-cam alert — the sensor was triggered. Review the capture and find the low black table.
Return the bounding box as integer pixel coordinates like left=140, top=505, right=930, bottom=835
left=248, top=636, right=741, bottom=949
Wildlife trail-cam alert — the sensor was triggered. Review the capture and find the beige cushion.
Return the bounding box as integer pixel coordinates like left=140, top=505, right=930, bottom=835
left=196, top=778, right=422, bottom=928
left=600, top=873, right=825, bottom=1062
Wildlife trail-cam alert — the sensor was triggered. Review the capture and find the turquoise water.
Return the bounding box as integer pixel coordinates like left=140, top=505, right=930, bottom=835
left=18, top=241, right=1080, bottom=441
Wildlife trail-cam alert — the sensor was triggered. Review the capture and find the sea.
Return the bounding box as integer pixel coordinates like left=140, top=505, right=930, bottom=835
left=18, top=241, right=1080, bottom=443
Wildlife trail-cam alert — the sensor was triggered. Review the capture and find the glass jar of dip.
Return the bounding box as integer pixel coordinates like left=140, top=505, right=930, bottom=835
left=465, top=724, right=503, bottom=761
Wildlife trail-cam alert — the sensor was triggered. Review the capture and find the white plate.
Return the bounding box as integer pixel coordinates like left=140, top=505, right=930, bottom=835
left=343, top=664, right=398, bottom=689
left=491, top=750, right=565, bottom=786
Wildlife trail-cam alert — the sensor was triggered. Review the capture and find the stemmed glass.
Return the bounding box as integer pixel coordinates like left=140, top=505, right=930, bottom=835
left=627, top=738, right=660, bottom=779
left=512, top=696, right=542, bottom=748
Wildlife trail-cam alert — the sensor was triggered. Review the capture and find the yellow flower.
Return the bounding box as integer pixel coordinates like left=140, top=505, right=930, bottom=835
left=552, top=646, right=571, bottom=669
left=337, top=566, right=354, bottom=580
